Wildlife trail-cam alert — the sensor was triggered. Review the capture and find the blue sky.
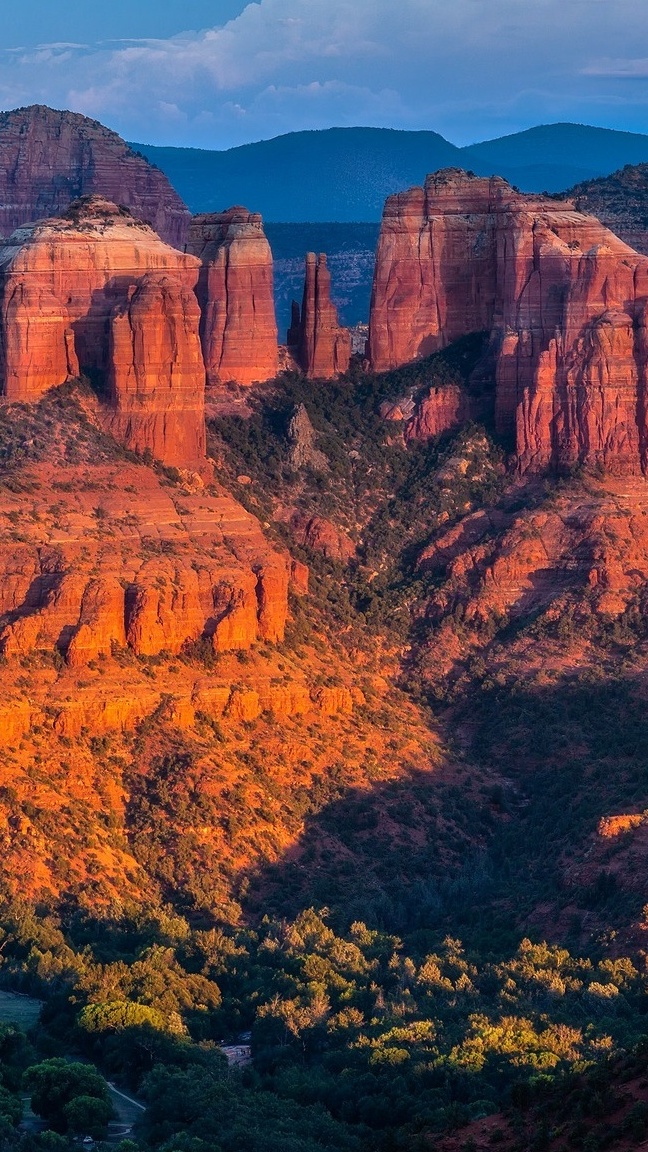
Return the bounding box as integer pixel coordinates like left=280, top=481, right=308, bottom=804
left=2, top=0, right=648, bottom=150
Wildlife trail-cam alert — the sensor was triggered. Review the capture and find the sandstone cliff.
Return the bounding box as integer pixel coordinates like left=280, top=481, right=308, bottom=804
left=0, top=105, right=190, bottom=248
left=0, top=197, right=206, bottom=467
left=287, top=252, right=351, bottom=378
left=369, top=168, right=648, bottom=475
left=107, top=273, right=206, bottom=467
left=187, top=208, right=278, bottom=386
left=0, top=450, right=294, bottom=667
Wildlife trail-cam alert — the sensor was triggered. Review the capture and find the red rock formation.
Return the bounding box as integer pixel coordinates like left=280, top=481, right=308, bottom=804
left=288, top=511, right=355, bottom=562
left=368, top=168, right=648, bottom=475
left=0, top=456, right=301, bottom=666
left=0, top=105, right=190, bottom=247
left=186, top=208, right=278, bottom=385
left=0, top=197, right=205, bottom=467
left=66, top=577, right=127, bottom=668
left=405, top=384, right=471, bottom=442
left=107, top=273, right=206, bottom=468
left=288, top=253, right=351, bottom=378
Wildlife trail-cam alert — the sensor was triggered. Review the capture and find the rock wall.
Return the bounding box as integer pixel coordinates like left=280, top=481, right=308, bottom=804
left=187, top=208, right=278, bottom=386
left=288, top=252, right=351, bottom=378
left=369, top=168, right=648, bottom=475
left=0, top=105, right=190, bottom=248
left=0, top=197, right=206, bottom=467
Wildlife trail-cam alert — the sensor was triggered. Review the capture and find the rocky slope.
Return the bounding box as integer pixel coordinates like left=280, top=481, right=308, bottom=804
left=187, top=208, right=278, bottom=386
left=568, top=162, right=648, bottom=255
left=287, top=252, right=351, bottom=378
left=0, top=384, right=449, bottom=914
left=0, top=105, right=190, bottom=248
left=0, top=196, right=206, bottom=467
left=369, top=168, right=648, bottom=476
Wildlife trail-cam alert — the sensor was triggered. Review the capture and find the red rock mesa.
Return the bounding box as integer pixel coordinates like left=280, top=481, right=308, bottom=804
left=0, top=196, right=206, bottom=467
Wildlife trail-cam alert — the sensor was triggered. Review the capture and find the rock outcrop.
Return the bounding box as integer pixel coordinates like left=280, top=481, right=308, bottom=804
left=287, top=253, right=351, bottom=378
left=368, top=168, right=648, bottom=475
left=107, top=273, right=206, bottom=467
left=0, top=197, right=206, bottom=467
left=186, top=208, right=278, bottom=386
left=0, top=457, right=299, bottom=666
left=0, top=105, right=190, bottom=248
left=404, top=384, right=472, bottom=443
left=568, top=164, right=648, bottom=257
left=287, top=404, right=329, bottom=471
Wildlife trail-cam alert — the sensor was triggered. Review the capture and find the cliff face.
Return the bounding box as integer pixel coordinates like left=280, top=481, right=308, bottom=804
left=187, top=208, right=278, bottom=386
left=0, top=105, right=190, bottom=248
left=369, top=168, right=648, bottom=475
left=287, top=252, right=351, bottom=378
left=0, top=197, right=206, bottom=468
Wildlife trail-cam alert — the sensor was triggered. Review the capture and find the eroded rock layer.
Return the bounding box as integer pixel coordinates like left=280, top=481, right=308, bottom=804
left=0, top=197, right=206, bottom=467
left=187, top=208, right=278, bottom=386
left=287, top=252, right=351, bottom=379
left=0, top=458, right=295, bottom=667
left=0, top=105, right=190, bottom=247
left=369, top=168, right=648, bottom=474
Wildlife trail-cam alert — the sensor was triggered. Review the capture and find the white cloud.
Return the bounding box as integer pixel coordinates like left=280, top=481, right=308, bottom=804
left=0, top=0, right=648, bottom=147
left=582, top=58, right=648, bottom=79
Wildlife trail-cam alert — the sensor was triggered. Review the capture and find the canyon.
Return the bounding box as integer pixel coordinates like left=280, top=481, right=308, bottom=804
left=2, top=104, right=648, bottom=1152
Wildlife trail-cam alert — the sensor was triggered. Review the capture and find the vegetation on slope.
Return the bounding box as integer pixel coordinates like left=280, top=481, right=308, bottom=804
left=0, top=353, right=648, bottom=1150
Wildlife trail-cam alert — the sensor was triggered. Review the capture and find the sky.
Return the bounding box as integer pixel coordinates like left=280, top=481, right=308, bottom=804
left=1, top=0, right=648, bottom=150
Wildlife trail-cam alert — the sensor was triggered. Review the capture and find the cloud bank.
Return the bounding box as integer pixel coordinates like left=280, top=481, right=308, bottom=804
left=1, top=0, right=648, bottom=147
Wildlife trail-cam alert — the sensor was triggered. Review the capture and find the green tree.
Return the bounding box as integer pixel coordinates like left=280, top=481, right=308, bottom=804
left=24, top=1059, right=112, bottom=1134
left=63, top=1094, right=113, bottom=1139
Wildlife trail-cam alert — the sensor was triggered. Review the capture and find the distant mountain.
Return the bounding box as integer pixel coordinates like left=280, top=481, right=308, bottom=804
left=465, top=123, right=648, bottom=184
left=131, top=122, right=648, bottom=222
left=132, top=127, right=462, bottom=222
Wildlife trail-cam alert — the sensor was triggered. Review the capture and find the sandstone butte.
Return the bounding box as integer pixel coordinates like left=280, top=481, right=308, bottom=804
left=368, top=168, right=648, bottom=476
left=0, top=196, right=206, bottom=468
left=0, top=105, right=190, bottom=248
left=186, top=208, right=279, bottom=386
left=287, top=252, right=351, bottom=379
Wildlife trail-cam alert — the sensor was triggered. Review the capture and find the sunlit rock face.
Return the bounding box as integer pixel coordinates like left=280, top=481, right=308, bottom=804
left=0, top=197, right=206, bottom=468
left=369, top=168, right=648, bottom=474
left=0, top=104, right=190, bottom=248
left=187, top=208, right=279, bottom=386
